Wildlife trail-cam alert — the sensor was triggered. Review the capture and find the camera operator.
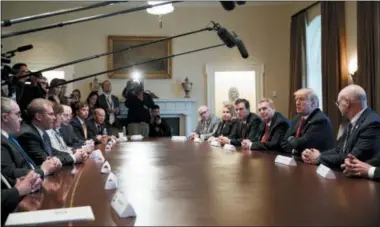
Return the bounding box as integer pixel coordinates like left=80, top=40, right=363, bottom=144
left=124, top=80, right=155, bottom=137
left=149, top=105, right=172, bottom=137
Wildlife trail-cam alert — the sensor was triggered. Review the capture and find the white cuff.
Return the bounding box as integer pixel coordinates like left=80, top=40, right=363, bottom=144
left=368, top=167, right=376, bottom=179
left=71, top=154, right=77, bottom=163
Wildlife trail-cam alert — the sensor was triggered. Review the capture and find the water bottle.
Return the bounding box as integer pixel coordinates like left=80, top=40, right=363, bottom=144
left=103, top=128, right=108, bottom=136
left=122, top=126, right=126, bottom=137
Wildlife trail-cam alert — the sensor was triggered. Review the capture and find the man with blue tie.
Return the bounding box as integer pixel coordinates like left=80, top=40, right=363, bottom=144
left=1, top=97, right=59, bottom=184
left=17, top=98, right=85, bottom=166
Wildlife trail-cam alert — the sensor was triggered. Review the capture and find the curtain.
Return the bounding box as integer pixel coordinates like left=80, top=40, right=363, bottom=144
left=357, top=2, right=380, bottom=113
left=321, top=1, right=348, bottom=136
left=288, top=12, right=307, bottom=118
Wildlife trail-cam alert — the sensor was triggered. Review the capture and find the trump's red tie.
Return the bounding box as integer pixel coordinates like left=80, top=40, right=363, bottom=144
left=296, top=117, right=305, bottom=138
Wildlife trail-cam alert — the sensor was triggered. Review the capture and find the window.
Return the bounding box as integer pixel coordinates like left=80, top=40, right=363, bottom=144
left=305, top=15, right=322, bottom=109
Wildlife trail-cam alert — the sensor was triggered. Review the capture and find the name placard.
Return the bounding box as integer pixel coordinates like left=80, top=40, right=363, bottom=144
left=194, top=137, right=203, bottom=143
left=316, top=164, right=336, bottom=179
left=101, top=161, right=111, bottom=174
left=223, top=144, right=236, bottom=152
left=104, top=172, right=118, bottom=190
left=210, top=140, right=221, bottom=147
left=274, top=155, right=297, bottom=166
left=90, top=149, right=105, bottom=163
left=171, top=136, right=187, bottom=141
left=111, top=191, right=136, bottom=218
left=5, top=206, right=94, bottom=226
left=130, top=135, right=143, bottom=141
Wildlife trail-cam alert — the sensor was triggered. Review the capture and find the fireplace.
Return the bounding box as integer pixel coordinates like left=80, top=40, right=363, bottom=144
left=162, top=117, right=180, bottom=136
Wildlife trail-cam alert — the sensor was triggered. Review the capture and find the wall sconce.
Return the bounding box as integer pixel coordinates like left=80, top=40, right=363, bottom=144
left=348, top=57, right=358, bottom=83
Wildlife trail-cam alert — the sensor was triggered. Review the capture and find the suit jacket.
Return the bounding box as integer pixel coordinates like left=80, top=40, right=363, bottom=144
left=250, top=112, right=291, bottom=151
left=281, top=108, right=335, bottom=155
left=194, top=115, right=221, bottom=140
left=16, top=123, right=74, bottom=166
left=97, top=93, right=120, bottom=125
left=86, top=118, right=112, bottom=139
left=71, top=116, right=88, bottom=141
left=228, top=113, right=263, bottom=146
left=319, top=108, right=380, bottom=169
left=213, top=119, right=238, bottom=138
left=374, top=168, right=380, bottom=181
left=125, top=92, right=155, bottom=124
left=1, top=187, right=20, bottom=226
left=60, top=124, right=83, bottom=148
left=1, top=135, right=44, bottom=184
left=149, top=118, right=172, bottom=137
left=46, top=129, right=72, bottom=154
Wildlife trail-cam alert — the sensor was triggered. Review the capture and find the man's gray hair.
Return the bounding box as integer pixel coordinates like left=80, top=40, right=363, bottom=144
left=341, top=84, right=367, bottom=108
left=294, top=88, right=319, bottom=108
left=1, top=97, right=13, bottom=113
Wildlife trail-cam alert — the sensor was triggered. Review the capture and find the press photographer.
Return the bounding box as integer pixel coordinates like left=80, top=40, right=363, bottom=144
left=123, top=79, right=155, bottom=137
left=149, top=105, right=172, bottom=137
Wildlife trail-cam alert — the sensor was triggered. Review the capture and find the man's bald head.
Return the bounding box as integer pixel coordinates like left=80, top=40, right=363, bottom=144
left=94, top=108, right=105, bottom=124
left=337, top=85, right=367, bottom=120
left=62, top=105, right=72, bottom=125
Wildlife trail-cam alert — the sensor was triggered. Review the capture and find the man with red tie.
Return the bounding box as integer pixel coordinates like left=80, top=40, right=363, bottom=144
left=281, top=88, right=335, bottom=155
left=242, top=98, right=290, bottom=151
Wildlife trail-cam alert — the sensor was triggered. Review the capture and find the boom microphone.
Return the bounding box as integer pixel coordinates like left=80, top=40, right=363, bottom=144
left=1, top=44, right=34, bottom=58
left=16, top=44, right=33, bottom=52
left=211, top=21, right=236, bottom=48
left=233, top=33, right=248, bottom=59
left=219, top=1, right=236, bottom=11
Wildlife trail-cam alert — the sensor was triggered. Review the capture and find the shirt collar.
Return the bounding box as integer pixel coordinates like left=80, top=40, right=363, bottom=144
left=350, top=108, right=367, bottom=126
left=32, top=124, right=45, bottom=138
left=1, top=129, right=9, bottom=139
left=77, top=116, right=84, bottom=125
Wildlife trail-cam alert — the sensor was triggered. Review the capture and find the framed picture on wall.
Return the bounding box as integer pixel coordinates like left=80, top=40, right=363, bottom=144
left=107, top=35, right=172, bottom=79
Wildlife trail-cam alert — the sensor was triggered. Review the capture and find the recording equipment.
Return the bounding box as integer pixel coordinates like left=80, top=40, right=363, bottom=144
left=211, top=21, right=236, bottom=48
left=233, top=32, right=249, bottom=59
left=1, top=1, right=127, bottom=27
left=49, top=44, right=226, bottom=89
left=19, top=26, right=213, bottom=80
left=1, top=44, right=33, bottom=58
left=219, top=1, right=235, bottom=11
left=2, top=1, right=183, bottom=39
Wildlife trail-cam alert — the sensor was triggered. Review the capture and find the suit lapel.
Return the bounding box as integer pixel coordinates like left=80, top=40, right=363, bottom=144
left=300, top=108, right=319, bottom=135
left=345, top=109, right=371, bottom=152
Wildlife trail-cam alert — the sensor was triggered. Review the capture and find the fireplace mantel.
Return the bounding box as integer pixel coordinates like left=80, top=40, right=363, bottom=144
left=119, top=98, right=196, bottom=136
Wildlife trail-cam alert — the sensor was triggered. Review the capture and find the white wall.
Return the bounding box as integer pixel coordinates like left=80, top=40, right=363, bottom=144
left=2, top=1, right=313, bottom=123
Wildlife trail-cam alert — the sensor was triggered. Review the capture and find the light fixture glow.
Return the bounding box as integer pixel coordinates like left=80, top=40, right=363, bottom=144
left=348, top=56, right=358, bottom=75
left=146, top=1, right=174, bottom=15
left=131, top=71, right=142, bottom=82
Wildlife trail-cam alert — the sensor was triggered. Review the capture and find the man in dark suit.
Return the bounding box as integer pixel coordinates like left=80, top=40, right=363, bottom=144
left=242, top=98, right=290, bottom=151
left=71, top=101, right=90, bottom=141
left=1, top=171, right=43, bottom=225
left=97, top=80, right=120, bottom=130
left=219, top=99, right=262, bottom=147
left=281, top=88, right=335, bottom=155
left=303, top=85, right=380, bottom=169
left=16, top=98, right=86, bottom=166
left=149, top=105, right=172, bottom=137
left=87, top=108, right=113, bottom=140
left=1, top=97, right=58, bottom=183
left=60, top=105, right=85, bottom=148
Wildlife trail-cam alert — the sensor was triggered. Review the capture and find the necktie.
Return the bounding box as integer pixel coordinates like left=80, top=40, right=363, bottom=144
left=241, top=122, right=247, bottom=139
left=42, top=131, right=53, bottom=156
left=8, top=136, right=36, bottom=169
left=343, top=123, right=353, bottom=152
left=97, top=124, right=102, bottom=134
left=296, top=117, right=305, bottom=138
left=82, top=122, right=88, bottom=139
left=106, top=95, right=115, bottom=125
left=261, top=122, right=269, bottom=143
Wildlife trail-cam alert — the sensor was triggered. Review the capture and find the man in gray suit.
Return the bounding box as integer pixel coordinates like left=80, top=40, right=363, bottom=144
left=189, top=105, right=220, bottom=141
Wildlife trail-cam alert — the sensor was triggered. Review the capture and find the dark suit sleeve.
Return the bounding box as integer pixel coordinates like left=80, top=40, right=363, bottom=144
left=86, top=122, right=97, bottom=140
left=251, top=122, right=289, bottom=151
left=320, top=124, right=380, bottom=168
left=1, top=145, right=30, bottom=179
left=374, top=168, right=380, bottom=181
left=71, top=121, right=86, bottom=141
left=51, top=147, right=74, bottom=165
left=114, top=96, right=120, bottom=109
left=17, top=133, right=48, bottom=166
left=161, top=120, right=172, bottom=137
left=1, top=188, right=20, bottom=224
left=246, top=117, right=262, bottom=142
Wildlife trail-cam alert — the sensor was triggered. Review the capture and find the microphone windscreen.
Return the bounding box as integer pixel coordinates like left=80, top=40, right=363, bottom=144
left=217, top=27, right=236, bottom=48
left=235, top=36, right=249, bottom=59
left=236, top=1, right=246, bottom=5
left=219, top=1, right=235, bottom=11
left=17, top=45, right=33, bottom=52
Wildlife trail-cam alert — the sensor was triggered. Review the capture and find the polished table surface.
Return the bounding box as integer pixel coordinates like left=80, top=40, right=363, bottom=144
left=19, top=138, right=380, bottom=226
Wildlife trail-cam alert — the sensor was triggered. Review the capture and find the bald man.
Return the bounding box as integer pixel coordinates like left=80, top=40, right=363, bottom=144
left=303, top=85, right=380, bottom=169
left=87, top=108, right=112, bottom=140
left=190, top=105, right=220, bottom=140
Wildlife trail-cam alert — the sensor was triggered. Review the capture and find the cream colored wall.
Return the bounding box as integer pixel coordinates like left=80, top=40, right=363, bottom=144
left=3, top=1, right=356, bottom=122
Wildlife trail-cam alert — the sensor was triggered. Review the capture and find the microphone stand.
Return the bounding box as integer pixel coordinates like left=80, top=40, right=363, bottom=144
left=49, top=44, right=225, bottom=89
left=2, top=1, right=183, bottom=39
left=1, top=1, right=128, bottom=27
left=18, top=26, right=214, bottom=80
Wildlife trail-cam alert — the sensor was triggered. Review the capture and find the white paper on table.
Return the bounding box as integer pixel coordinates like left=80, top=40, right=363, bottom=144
left=111, top=190, right=136, bottom=218
left=171, top=136, right=187, bottom=141
left=90, top=149, right=105, bottom=163
left=101, top=161, right=111, bottom=174
left=105, top=172, right=118, bottom=190
left=223, top=144, right=236, bottom=152
left=316, top=164, right=336, bottom=179
left=193, top=137, right=203, bottom=143
left=210, top=140, right=221, bottom=147
left=274, top=155, right=297, bottom=166
left=5, top=206, right=94, bottom=226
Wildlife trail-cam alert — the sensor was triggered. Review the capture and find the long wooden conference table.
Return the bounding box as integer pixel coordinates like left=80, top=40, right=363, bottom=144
left=18, top=138, right=380, bottom=226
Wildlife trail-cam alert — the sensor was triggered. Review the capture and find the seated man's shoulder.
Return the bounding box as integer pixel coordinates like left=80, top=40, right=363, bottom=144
left=309, top=108, right=331, bottom=124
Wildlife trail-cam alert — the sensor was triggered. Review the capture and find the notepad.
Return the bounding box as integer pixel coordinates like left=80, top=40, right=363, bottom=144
left=5, top=206, right=95, bottom=226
